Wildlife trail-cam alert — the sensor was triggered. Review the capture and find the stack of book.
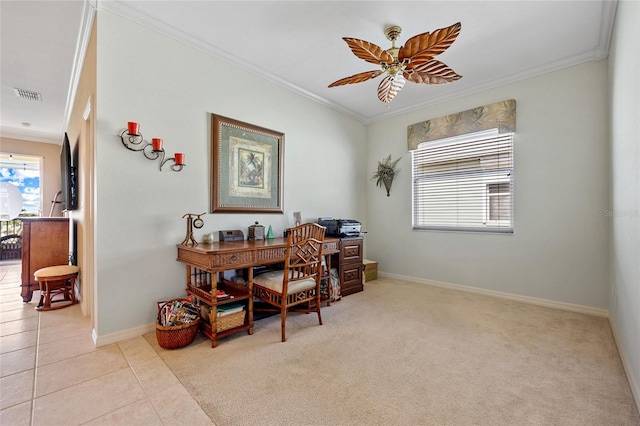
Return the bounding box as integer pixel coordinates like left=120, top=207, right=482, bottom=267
left=216, top=289, right=234, bottom=301
left=216, top=303, right=244, bottom=317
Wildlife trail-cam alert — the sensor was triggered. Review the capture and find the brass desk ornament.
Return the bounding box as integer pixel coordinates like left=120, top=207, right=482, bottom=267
left=181, top=212, right=206, bottom=246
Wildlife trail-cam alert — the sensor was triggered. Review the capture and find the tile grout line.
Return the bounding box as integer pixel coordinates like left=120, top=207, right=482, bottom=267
left=117, top=338, right=209, bottom=425
left=29, top=307, right=41, bottom=426
left=76, top=340, right=169, bottom=425
left=117, top=341, right=168, bottom=424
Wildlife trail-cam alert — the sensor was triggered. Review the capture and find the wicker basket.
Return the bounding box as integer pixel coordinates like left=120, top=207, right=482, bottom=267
left=156, top=299, right=200, bottom=349
left=215, top=310, right=245, bottom=332
left=156, top=318, right=200, bottom=349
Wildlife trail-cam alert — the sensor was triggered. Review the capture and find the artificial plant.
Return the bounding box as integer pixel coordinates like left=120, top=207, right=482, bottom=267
left=372, top=154, right=401, bottom=196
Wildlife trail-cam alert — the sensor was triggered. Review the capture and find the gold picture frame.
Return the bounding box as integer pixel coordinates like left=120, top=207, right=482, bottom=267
left=211, top=114, right=284, bottom=213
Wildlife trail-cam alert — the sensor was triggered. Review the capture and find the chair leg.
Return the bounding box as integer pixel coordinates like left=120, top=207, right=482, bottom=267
left=69, top=277, right=76, bottom=304
left=36, top=292, right=45, bottom=310
left=316, top=294, right=323, bottom=326
left=44, top=283, right=53, bottom=309
left=281, top=306, right=287, bottom=342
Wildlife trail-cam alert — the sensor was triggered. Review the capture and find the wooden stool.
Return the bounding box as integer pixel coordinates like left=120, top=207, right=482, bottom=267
left=34, top=265, right=79, bottom=311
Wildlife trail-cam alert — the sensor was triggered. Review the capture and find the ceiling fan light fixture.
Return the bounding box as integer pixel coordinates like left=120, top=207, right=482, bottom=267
left=329, top=22, right=462, bottom=104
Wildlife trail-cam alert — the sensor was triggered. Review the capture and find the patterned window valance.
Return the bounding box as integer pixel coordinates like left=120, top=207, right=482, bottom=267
left=407, top=99, right=516, bottom=150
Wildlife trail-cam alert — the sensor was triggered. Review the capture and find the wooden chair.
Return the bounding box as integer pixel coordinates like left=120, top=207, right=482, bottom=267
left=253, top=223, right=325, bottom=342
left=34, top=265, right=79, bottom=311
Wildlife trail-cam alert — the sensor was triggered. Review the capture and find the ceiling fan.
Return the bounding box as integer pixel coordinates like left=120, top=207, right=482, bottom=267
left=328, top=22, right=462, bottom=104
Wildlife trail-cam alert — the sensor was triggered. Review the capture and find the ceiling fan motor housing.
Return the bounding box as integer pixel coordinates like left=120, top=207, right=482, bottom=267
left=384, top=26, right=402, bottom=42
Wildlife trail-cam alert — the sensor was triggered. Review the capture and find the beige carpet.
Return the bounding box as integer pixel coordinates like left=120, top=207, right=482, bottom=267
left=147, top=277, right=640, bottom=426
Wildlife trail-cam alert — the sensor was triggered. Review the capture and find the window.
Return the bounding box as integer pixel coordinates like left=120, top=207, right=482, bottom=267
left=486, top=182, right=511, bottom=223
left=412, top=129, right=514, bottom=233
left=0, top=153, right=42, bottom=218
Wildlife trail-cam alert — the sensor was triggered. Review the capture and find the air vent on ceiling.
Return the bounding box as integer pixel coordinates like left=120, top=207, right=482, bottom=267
left=14, top=88, right=43, bottom=101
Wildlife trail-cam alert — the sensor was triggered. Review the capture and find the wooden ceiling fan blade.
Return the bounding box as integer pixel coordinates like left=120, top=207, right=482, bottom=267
left=410, top=59, right=462, bottom=76
left=377, top=74, right=405, bottom=103
left=343, top=38, right=394, bottom=65
left=405, top=60, right=462, bottom=84
left=328, top=70, right=384, bottom=87
left=398, top=22, right=462, bottom=62
left=405, top=52, right=434, bottom=68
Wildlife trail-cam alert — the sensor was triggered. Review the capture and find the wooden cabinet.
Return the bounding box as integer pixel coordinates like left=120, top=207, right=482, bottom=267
left=21, top=217, right=70, bottom=302
left=339, top=237, right=363, bottom=296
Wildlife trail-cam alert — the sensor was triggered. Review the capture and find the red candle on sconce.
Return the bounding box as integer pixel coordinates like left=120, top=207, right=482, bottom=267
left=152, top=138, right=163, bottom=151
left=174, top=153, right=185, bottom=165
left=127, top=121, right=140, bottom=135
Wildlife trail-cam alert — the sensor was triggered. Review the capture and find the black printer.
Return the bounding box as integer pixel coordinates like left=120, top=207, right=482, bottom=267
left=317, top=218, right=361, bottom=237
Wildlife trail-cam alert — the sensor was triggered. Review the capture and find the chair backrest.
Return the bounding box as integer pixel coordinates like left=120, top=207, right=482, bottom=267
left=282, top=223, right=326, bottom=293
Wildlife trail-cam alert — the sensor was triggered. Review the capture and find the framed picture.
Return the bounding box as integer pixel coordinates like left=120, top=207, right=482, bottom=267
left=211, top=114, right=284, bottom=213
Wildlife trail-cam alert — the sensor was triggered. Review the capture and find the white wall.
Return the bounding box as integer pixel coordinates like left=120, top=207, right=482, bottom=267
left=94, top=10, right=366, bottom=338
left=608, top=0, right=640, bottom=406
left=365, top=60, right=610, bottom=309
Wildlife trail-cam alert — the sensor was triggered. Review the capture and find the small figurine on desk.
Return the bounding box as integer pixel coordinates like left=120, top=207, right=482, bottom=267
left=181, top=212, right=205, bottom=246
left=266, top=225, right=275, bottom=239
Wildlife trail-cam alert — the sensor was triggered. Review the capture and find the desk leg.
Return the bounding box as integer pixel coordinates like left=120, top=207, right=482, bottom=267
left=248, top=267, right=254, bottom=335
left=210, top=271, right=222, bottom=348
left=21, top=284, right=34, bottom=303
left=325, top=254, right=332, bottom=306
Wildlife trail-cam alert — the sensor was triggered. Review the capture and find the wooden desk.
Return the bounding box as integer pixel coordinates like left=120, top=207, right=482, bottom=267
left=177, top=237, right=339, bottom=271
left=176, top=237, right=340, bottom=347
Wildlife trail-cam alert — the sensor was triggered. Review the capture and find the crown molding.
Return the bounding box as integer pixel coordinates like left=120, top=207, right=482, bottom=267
left=364, top=48, right=606, bottom=124
left=595, top=0, right=618, bottom=60
left=99, top=1, right=617, bottom=126
left=62, top=0, right=97, bottom=137
left=99, top=1, right=368, bottom=123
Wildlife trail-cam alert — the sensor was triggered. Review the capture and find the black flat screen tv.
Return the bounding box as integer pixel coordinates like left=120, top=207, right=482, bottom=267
left=60, top=132, right=77, bottom=211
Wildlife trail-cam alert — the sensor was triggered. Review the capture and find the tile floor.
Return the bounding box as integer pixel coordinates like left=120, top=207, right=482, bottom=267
left=0, top=261, right=213, bottom=425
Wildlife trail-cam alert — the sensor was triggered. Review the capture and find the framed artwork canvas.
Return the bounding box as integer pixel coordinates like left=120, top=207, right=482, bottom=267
left=211, top=114, right=284, bottom=213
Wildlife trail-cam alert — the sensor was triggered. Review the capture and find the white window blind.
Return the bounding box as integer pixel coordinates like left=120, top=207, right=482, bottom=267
left=412, top=129, right=514, bottom=233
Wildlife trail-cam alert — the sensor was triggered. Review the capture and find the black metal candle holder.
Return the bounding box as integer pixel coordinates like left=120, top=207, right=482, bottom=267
left=119, top=129, right=185, bottom=172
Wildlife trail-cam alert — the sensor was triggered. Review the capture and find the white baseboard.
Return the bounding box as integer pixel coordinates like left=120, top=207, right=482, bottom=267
left=608, top=317, right=640, bottom=411
left=91, top=274, right=608, bottom=345
left=378, top=271, right=609, bottom=317
left=92, top=321, right=155, bottom=347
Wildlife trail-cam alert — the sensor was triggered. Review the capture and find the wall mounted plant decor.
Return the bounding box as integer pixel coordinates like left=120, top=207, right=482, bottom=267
left=372, top=155, right=401, bottom=196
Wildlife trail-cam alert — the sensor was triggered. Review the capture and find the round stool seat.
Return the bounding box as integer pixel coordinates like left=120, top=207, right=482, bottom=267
left=35, top=265, right=79, bottom=279
left=33, top=265, right=79, bottom=311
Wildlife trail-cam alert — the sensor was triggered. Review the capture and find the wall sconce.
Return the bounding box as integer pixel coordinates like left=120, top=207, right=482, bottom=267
left=120, top=122, right=185, bottom=172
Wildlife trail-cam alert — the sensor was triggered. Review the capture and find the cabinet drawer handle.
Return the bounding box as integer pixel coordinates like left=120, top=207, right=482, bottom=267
left=231, top=255, right=238, bottom=261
